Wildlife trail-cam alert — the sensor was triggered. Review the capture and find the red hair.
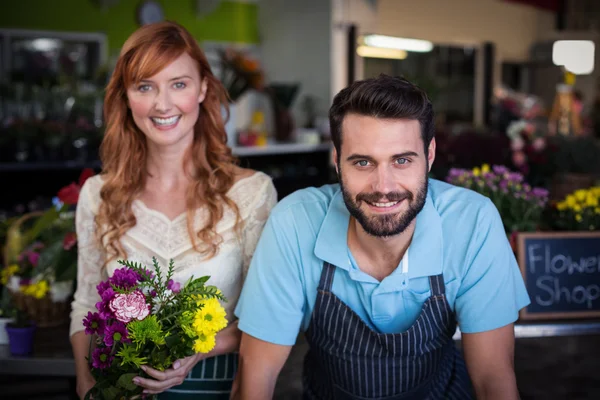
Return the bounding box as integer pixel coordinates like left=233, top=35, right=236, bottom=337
left=97, top=21, right=240, bottom=265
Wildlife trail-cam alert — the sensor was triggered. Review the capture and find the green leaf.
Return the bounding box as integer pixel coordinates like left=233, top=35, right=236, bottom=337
left=100, top=385, right=121, bottom=400
left=165, top=332, right=181, bottom=349
left=116, top=372, right=139, bottom=391
left=23, top=207, right=61, bottom=244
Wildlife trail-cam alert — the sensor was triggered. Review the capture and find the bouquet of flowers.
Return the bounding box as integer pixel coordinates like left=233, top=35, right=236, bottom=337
left=551, top=186, right=600, bottom=231
left=446, top=164, right=549, bottom=234
left=83, top=257, right=228, bottom=400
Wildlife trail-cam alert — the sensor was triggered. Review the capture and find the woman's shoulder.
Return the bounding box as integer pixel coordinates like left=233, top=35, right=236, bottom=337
left=79, top=174, right=104, bottom=209
left=228, top=167, right=277, bottom=211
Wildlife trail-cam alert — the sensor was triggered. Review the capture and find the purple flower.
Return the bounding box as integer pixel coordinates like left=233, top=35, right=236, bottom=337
left=83, top=311, right=106, bottom=336
left=95, top=299, right=114, bottom=320
left=140, top=269, right=155, bottom=281
left=109, top=268, right=141, bottom=290
left=532, top=187, right=549, bottom=198
left=91, top=347, right=113, bottom=369
left=492, top=165, right=509, bottom=175
left=96, top=281, right=112, bottom=297
left=507, top=172, right=524, bottom=183
left=167, top=279, right=181, bottom=293
left=104, top=321, right=130, bottom=346
left=101, top=287, right=116, bottom=302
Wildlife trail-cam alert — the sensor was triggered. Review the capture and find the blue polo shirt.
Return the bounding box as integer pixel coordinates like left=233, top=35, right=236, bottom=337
left=235, top=179, right=530, bottom=346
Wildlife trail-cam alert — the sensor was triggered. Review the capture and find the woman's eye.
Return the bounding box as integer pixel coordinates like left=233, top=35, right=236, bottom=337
left=137, top=84, right=151, bottom=92
left=174, top=82, right=186, bottom=89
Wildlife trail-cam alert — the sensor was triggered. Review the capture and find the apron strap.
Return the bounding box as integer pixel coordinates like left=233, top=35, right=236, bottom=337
left=318, top=262, right=336, bottom=292
left=429, top=274, right=446, bottom=296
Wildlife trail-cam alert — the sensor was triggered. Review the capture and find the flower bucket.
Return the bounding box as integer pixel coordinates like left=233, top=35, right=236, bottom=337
left=5, top=323, right=36, bottom=356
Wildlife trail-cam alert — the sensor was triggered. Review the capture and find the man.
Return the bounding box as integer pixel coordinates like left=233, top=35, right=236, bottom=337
left=233, top=75, right=530, bottom=399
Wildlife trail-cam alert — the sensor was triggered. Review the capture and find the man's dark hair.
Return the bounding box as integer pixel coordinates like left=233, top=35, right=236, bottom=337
left=329, top=74, right=435, bottom=159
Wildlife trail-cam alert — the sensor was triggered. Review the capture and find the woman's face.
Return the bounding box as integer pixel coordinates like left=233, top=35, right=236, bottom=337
left=126, top=52, right=207, bottom=151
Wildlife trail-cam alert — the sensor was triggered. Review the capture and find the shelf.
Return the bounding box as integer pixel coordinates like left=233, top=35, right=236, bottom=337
left=0, top=161, right=101, bottom=171
left=0, top=144, right=332, bottom=171
left=232, top=142, right=331, bottom=157
left=453, top=320, right=600, bottom=340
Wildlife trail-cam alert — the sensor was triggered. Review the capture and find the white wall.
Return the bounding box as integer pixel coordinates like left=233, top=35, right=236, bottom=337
left=258, top=0, right=332, bottom=128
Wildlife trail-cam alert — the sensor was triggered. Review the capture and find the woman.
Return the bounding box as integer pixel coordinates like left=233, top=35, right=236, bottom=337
left=69, top=21, right=277, bottom=399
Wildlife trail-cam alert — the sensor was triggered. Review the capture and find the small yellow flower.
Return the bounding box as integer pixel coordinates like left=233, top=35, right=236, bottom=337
left=193, top=332, right=216, bottom=353
left=574, top=189, right=587, bottom=201
left=481, top=164, right=490, bottom=174
left=595, top=207, right=600, bottom=214
left=575, top=214, right=583, bottom=222
left=1, top=264, right=19, bottom=285
left=566, top=195, right=576, bottom=207
left=556, top=202, right=567, bottom=211
left=573, top=204, right=582, bottom=213
left=193, top=298, right=228, bottom=335
left=472, top=167, right=481, bottom=177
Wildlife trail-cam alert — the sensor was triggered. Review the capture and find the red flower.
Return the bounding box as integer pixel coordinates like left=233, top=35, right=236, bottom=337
left=57, top=168, right=95, bottom=205
left=58, top=183, right=80, bottom=205
left=63, top=232, right=77, bottom=250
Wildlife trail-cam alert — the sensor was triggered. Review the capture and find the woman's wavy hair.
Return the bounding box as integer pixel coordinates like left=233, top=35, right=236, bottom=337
left=97, top=21, right=241, bottom=265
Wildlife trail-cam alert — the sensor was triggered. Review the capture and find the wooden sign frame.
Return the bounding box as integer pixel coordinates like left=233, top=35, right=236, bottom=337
left=517, top=231, right=600, bottom=321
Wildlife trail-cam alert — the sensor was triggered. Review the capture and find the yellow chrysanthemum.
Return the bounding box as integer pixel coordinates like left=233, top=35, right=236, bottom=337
left=193, top=298, right=228, bottom=335
left=193, top=332, right=216, bottom=353
left=21, top=280, right=49, bottom=299
left=472, top=167, right=480, bottom=177
left=481, top=164, right=490, bottom=174
left=1, top=264, right=19, bottom=285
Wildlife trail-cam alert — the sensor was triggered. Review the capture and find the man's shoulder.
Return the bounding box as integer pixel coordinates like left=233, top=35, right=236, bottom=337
left=269, top=183, right=340, bottom=230
left=272, top=183, right=340, bottom=214
left=428, top=178, right=496, bottom=220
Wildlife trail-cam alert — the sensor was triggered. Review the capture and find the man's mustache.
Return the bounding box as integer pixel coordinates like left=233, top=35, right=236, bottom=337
left=356, top=191, right=412, bottom=204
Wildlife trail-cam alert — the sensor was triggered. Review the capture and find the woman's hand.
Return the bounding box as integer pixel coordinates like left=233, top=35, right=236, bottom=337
left=76, top=374, right=96, bottom=399
left=133, top=321, right=241, bottom=395
left=134, top=354, right=201, bottom=395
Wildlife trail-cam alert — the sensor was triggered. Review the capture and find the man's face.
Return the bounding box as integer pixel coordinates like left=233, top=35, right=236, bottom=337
left=335, top=114, right=435, bottom=237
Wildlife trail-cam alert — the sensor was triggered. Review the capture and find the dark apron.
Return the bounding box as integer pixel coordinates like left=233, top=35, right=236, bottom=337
left=303, top=262, right=474, bottom=399
left=159, top=353, right=237, bottom=399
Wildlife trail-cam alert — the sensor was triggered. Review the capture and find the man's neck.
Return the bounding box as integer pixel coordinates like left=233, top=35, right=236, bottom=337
left=347, top=218, right=415, bottom=281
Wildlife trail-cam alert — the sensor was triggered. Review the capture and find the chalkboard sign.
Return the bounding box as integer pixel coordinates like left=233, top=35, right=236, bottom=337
left=517, top=232, right=600, bottom=320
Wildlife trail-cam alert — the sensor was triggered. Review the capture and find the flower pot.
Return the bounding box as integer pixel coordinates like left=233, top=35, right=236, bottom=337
left=5, top=323, right=36, bottom=356
left=0, top=317, right=14, bottom=345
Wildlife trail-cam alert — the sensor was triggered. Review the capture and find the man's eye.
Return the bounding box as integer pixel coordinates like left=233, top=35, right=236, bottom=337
left=396, top=158, right=409, bottom=165
left=355, top=160, right=370, bottom=167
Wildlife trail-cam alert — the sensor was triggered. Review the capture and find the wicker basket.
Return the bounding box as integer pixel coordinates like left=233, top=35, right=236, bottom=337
left=9, top=289, right=71, bottom=328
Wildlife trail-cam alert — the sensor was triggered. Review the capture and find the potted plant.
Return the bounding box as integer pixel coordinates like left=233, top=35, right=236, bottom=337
left=4, top=306, right=36, bottom=356
left=3, top=168, right=94, bottom=327
left=446, top=164, right=550, bottom=251
left=548, top=186, right=600, bottom=231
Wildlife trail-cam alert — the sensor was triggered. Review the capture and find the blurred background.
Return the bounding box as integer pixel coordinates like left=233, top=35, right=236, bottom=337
left=0, top=0, right=599, bottom=399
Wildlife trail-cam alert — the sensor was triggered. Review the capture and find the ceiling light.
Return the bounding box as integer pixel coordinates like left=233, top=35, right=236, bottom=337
left=361, top=34, right=433, bottom=53
left=357, top=45, right=407, bottom=59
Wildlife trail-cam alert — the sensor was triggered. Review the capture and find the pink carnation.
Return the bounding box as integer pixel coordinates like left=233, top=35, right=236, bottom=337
left=109, top=290, right=150, bottom=323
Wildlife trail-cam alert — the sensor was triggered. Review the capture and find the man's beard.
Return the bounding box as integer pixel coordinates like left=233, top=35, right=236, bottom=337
left=340, top=174, right=428, bottom=238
